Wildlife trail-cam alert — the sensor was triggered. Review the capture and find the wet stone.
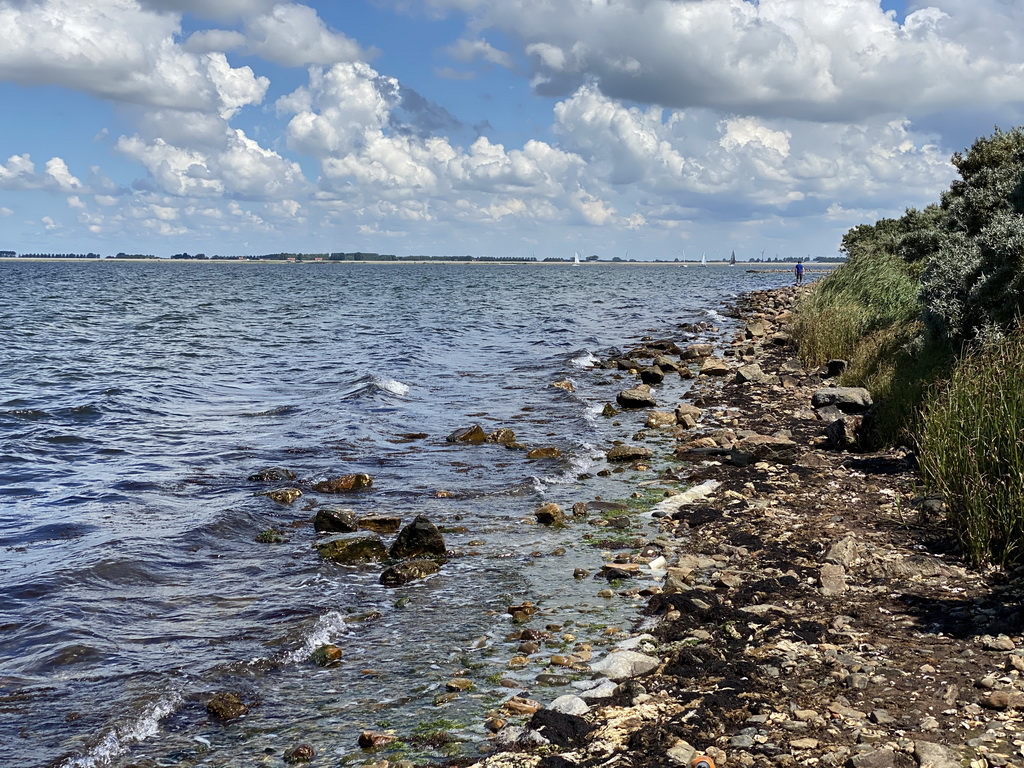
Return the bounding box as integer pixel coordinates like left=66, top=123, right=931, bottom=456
left=312, top=473, right=373, bottom=493
left=206, top=692, right=249, bottom=721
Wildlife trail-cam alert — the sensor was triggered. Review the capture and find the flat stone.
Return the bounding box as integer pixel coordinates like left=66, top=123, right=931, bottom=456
left=819, top=563, right=847, bottom=595
left=812, top=386, right=873, bottom=414
left=913, top=741, right=961, bottom=768
left=589, top=650, right=660, bottom=681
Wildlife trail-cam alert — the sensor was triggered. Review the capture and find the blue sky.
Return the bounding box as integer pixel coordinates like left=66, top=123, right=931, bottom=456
left=1, top=0, right=1022, bottom=260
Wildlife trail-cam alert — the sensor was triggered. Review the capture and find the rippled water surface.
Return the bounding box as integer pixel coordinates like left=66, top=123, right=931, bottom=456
left=0, top=260, right=792, bottom=767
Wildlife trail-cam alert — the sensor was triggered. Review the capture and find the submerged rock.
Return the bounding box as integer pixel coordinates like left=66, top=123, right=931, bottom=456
left=312, top=473, right=373, bottom=493
left=446, top=424, right=486, bottom=443
left=260, top=487, right=303, bottom=504
left=247, top=467, right=296, bottom=482
left=389, top=515, right=446, bottom=559
left=357, top=514, right=402, bottom=533
left=309, top=644, right=343, bottom=666
left=283, top=744, right=315, bottom=764
left=380, top=559, right=442, bottom=586
left=206, top=692, right=249, bottom=721
left=526, top=446, right=562, bottom=460
left=316, top=536, right=388, bottom=563
left=486, top=428, right=518, bottom=444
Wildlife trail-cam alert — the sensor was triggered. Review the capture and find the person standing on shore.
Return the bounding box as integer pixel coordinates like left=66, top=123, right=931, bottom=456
left=794, top=260, right=804, bottom=285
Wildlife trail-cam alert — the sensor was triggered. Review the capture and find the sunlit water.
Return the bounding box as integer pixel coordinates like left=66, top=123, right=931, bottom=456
left=0, top=260, right=794, bottom=767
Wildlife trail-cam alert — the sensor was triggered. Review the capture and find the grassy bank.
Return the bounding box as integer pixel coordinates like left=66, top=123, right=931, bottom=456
left=791, top=125, right=1024, bottom=567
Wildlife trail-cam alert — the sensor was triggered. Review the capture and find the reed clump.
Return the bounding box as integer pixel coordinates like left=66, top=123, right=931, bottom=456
left=918, top=331, right=1024, bottom=567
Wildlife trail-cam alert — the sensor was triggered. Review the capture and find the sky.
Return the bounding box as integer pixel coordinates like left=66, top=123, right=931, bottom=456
left=1, top=0, right=1023, bottom=260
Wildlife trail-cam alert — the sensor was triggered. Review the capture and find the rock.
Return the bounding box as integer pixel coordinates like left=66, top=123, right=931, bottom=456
left=575, top=679, right=618, bottom=700
left=826, top=415, right=864, bottom=450
left=846, top=747, right=904, bottom=768
left=913, top=741, right=962, bottom=768
left=503, top=696, right=542, bottom=716
left=616, top=385, right=657, bottom=408
left=248, top=467, right=296, bottom=482
left=984, top=634, right=1017, bottom=651
left=317, top=536, right=388, bottom=563
left=666, top=740, right=698, bottom=766
left=535, top=503, right=566, bottom=526
left=734, top=363, right=775, bottom=384
left=389, top=515, right=446, bottom=559
left=526, top=446, right=562, bottom=460
left=380, top=559, right=442, bottom=586
left=639, top=367, right=665, bottom=385
left=602, top=403, right=619, bottom=417
left=590, top=650, right=660, bottom=681
left=551, top=379, right=575, bottom=392
left=357, top=514, right=402, bottom=533
left=446, top=424, right=486, bottom=443
left=446, top=677, right=475, bottom=692
left=314, top=507, right=358, bottom=533
left=283, top=744, right=315, bottom=764
left=549, top=695, right=590, bottom=716
left=606, top=444, right=653, bottom=462
left=812, top=386, right=873, bottom=413
left=745, top=320, right=767, bottom=338
left=819, top=563, right=847, bottom=595
left=982, top=690, right=1024, bottom=709
left=699, top=357, right=730, bottom=376
left=729, top=434, right=799, bottom=466
left=358, top=730, right=396, bottom=749
left=206, top=692, right=249, bottom=721
left=487, top=428, right=518, bottom=444
left=261, top=487, right=302, bottom=504
left=312, top=473, right=373, bottom=493
left=825, top=536, right=863, bottom=567
left=791, top=738, right=820, bottom=750
left=646, top=411, right=678, bottom=428
left=310, top=644, right=343, bottom=666
left=654, top=355, right=681, bottom=372
left=681, top=343, right=714, bottom=359
left=821, top=359, right=849, bottom=378
left=675, top=404, right=703, bottom=422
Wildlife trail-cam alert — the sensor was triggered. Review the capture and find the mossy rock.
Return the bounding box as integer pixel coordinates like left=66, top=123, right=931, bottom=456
left=317, top=536, right=387, bottom=563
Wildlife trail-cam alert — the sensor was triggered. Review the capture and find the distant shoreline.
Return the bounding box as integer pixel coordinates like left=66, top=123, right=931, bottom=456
left=0, top=257, right=838, bottom=270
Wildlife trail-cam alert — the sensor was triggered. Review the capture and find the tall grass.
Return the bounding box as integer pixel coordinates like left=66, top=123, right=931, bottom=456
left=918, top=330, right=1024, bottom=566
left=791, top=249, right=939, bottom=445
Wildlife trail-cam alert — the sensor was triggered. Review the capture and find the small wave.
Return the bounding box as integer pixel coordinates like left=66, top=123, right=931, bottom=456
left=702, top=308, right=728, bottom=325
left=240, top=404, right=299, bottom=418
left=570, top=350, right=600, bottom=369
left=537, top=443, right=602, bottom=485
left=340, top=375, right=411, bottom=400
left=59, top=691, right=182, bottom=768
left=283, top=610, right=353, bottom=664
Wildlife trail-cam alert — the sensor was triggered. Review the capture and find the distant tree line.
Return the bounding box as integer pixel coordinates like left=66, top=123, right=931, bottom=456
left=17, top=252, right=102, bottom=259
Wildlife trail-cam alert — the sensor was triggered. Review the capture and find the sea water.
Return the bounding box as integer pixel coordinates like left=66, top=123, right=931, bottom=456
left=0, top=260, right=792, bottom=767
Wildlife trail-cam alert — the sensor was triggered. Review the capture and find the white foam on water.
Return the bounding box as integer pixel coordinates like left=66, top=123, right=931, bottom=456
left=59, top=692, right=182, bottom=768
left=538, top=443, right=601, bottom=486
left=570, top=351, right=600, bottom=369
left=377, top=378, right=410, bottom=397
left=284, top=609, right=352, bottom=664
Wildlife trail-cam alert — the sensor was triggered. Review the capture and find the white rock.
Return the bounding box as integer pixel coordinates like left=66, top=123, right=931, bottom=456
left=549, top=695, right=590, bottom=716
left=576, top=680, right=619, bottom=700
left=590, top=650, right=660, bottom=681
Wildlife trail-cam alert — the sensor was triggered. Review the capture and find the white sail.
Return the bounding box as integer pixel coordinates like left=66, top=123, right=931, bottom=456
left=573, top=251, right=582, bottom=266
left=700, top=251, right=707, bottom=266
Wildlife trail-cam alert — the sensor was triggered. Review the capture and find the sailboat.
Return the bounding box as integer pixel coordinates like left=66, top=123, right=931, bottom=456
left=700, top=251, right=707, bottom=266
left=573, top=251, right=582, bottom=266
left=729, top=250, right=737, bottom=266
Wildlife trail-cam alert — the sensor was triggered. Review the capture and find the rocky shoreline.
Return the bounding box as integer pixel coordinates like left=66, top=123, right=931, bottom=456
left=465, top=285, right=1024, bottom=768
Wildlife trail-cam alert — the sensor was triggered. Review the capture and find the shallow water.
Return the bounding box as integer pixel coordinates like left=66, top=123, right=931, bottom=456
left=0, top=260, right=793, bottom=767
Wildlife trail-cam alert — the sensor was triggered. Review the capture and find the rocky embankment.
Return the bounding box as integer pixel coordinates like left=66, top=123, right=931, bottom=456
left=471, top=286, right=1024, bottom=768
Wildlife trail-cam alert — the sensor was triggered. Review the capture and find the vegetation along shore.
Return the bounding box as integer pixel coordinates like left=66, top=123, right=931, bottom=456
left=432, top=126, right=1024, bottom=768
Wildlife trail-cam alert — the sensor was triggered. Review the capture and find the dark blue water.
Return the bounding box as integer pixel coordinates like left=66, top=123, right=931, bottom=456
left=0, top=260, right=790, bottom=767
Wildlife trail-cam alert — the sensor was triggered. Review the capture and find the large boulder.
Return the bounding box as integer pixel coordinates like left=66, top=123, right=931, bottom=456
left=639, top=367, right=665, bottom=385
left=317, top=536, right=388, bottom=563
left=699, top=358, right=730, bottom=376
left=380, top=559, right=442, bottom=587
left=389, top=515, right=446, bottom=559
left=535, top=503, right=566, bottom=526
left=811, top=386, right=873, bottom=413
left=616, top=384, right=657, bottom=408
left=313, top=474, right=373, bottom=493
left=590, top=650, right=660, bottom=681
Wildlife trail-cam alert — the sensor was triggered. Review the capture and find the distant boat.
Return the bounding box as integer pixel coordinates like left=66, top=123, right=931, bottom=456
left=573, top=251, right=582, bottom=266
left=700, top=251, right=707, bottom=266
left=729, top=250, right=736, bottom=266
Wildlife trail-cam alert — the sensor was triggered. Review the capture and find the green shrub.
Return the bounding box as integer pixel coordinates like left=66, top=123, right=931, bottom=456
left=918, top=330, right=1024, bottom=566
